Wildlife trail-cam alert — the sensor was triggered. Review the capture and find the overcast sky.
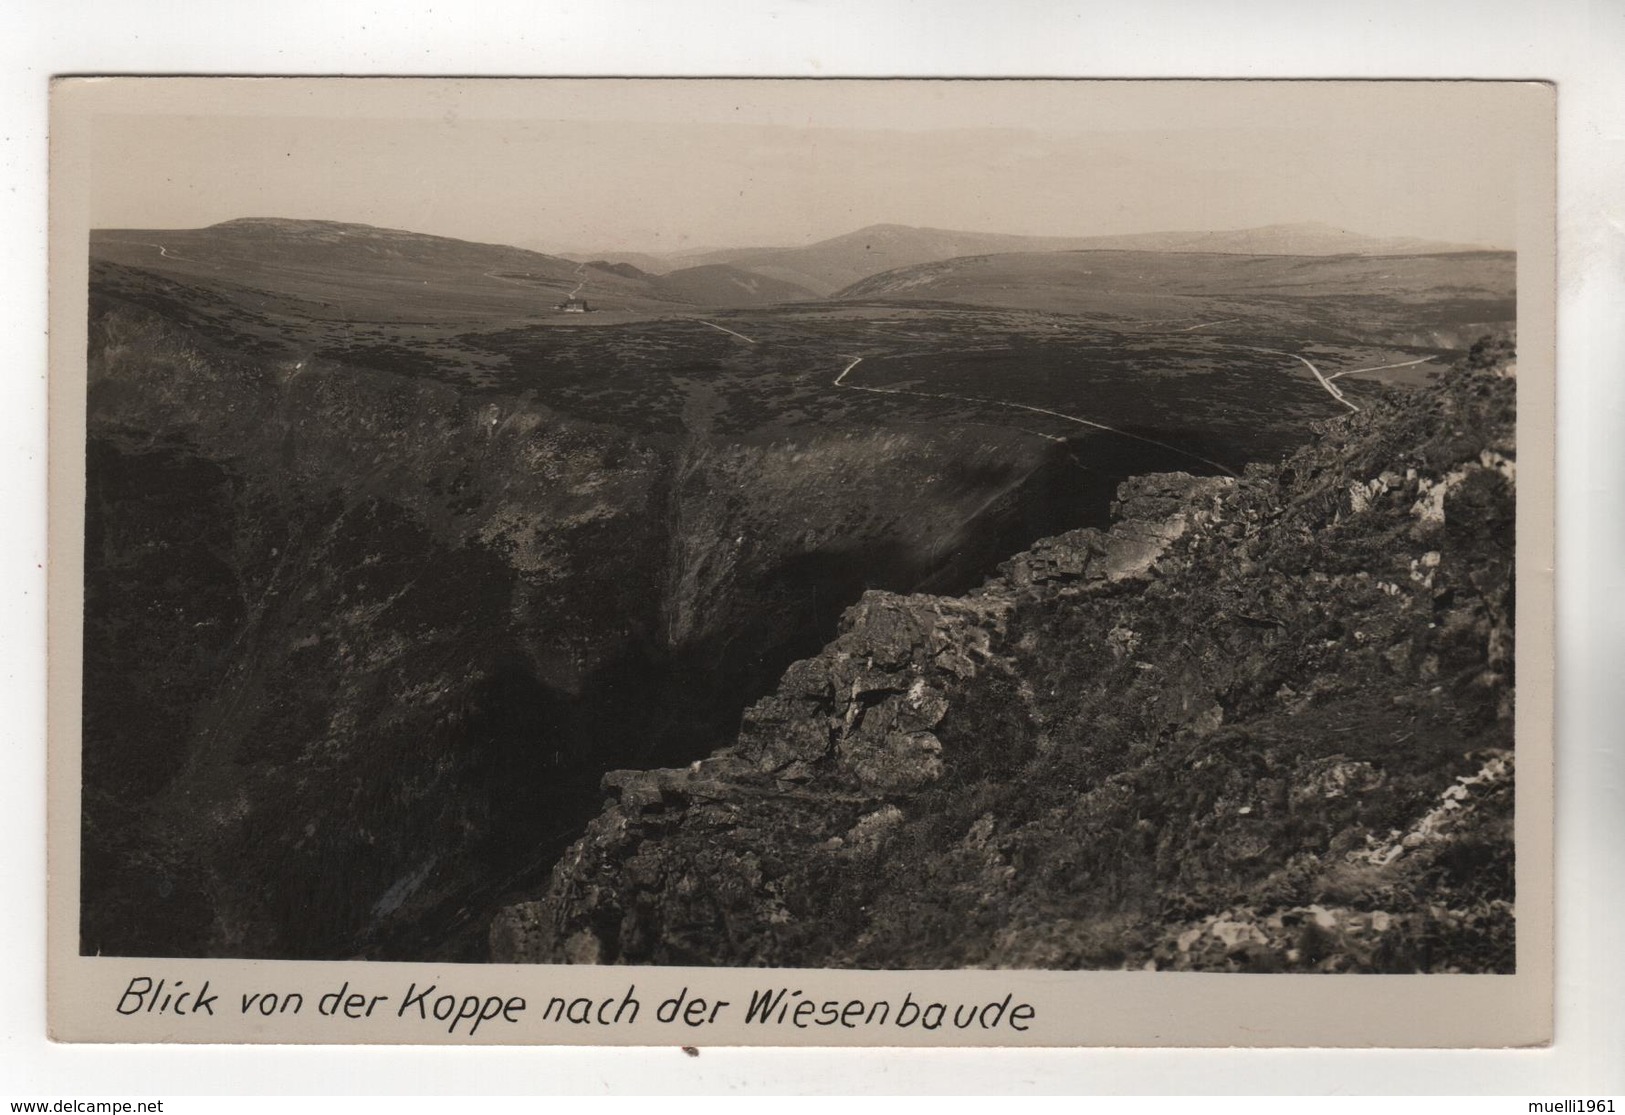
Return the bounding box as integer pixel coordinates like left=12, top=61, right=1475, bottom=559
left=84, top=79, right=1530, bottom=252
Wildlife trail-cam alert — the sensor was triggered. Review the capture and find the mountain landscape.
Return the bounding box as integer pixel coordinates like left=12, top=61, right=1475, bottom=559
left=561, top=221, right=1497, bottom=296
left=91, top=219, right=687, bottom=319
left=496, top=338, right=1518, bottom=973
left=1033, top=221, right=1495, bottom=257
left=834, top=248, right=1513, bottom=350
left=79, top=215, right=1517, bottom=969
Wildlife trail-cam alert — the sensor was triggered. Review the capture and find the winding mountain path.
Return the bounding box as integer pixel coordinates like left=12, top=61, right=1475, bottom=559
left=1327, top=357, right=1433, bottom=381
left=834, top=355, right=1237, bottom=475
left=698, top=320, right=757, bottom=344
left=699, top=315, right=1349, bottom=476
left=1246, top=347, right=1360, bottom=412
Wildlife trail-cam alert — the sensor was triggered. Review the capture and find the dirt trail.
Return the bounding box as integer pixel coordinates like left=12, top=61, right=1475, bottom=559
left=1246, top=347, right=1360, bottom=412
left=834, top=355, right=1238, bottom=475
left=1327, top=357, right=1434, bottom=381
left=700, top=315, right=1345, bottom=475
left=698, top=320, right=757, bottom=344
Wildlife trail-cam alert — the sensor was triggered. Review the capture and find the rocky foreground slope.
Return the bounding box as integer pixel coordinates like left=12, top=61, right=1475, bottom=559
left=492, top=339, right=1519, bottom=973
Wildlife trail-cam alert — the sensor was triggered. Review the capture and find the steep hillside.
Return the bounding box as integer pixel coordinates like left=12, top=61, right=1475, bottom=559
left=81, top=270, right=1139, bottom=961
left=493, top=338, right=1519, bottom=973
left=81, top=219, right=1517, bottom=967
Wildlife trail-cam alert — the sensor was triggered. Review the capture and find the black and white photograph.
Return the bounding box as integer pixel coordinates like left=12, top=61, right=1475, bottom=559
left=47, top=76, right=1558, bottom=1046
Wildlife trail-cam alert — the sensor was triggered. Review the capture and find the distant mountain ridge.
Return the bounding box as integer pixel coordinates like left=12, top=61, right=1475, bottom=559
left=1049, top=221, right=1495, bottom=257
left=577, top=257, right=816, bottom=305
left=93, top=217, right=1502, bottom=314
left=562, top=225, right=1117, bottom=295
left=562, top=221, right=1497, bottom=297
left=93, top=217, right=613, bottom=294
left=89, top=219, right=812, bottom=314
left=831, top=247, right=1515, bottom=342
left=178, top=218, right=592, bottom=278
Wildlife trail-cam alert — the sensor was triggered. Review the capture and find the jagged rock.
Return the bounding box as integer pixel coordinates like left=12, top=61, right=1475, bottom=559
left=841, top=729, right=944, bottom=792
left=492, top=352, right=1519, bottom=973
left=846, top=805, right=906, bottom=846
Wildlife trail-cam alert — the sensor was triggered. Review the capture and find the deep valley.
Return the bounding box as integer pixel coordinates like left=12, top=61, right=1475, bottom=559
left=80, top=219, right=1517, bottom=966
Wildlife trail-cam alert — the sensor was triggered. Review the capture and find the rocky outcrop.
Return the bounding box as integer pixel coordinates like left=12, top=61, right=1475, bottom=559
left=489, top=473, right=1241, bottom=965
left=492, top=342, right=1519, bottom=973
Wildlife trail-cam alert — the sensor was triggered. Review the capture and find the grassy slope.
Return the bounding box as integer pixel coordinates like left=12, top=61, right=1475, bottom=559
left=654, top=264, right=819, bottom=306
left=835, top=249, right=1515, bottom=334
left=91, top=220, right=684, bottom=320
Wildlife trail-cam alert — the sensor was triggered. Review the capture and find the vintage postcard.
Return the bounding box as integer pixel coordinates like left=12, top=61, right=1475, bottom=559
left=48, top=77, right=1555, bottom=1046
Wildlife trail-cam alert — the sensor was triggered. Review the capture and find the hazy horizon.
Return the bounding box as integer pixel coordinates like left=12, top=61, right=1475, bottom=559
left=88, top=213, right=1504, bottom=259
left=86, top=80, right=1524, bottom=254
